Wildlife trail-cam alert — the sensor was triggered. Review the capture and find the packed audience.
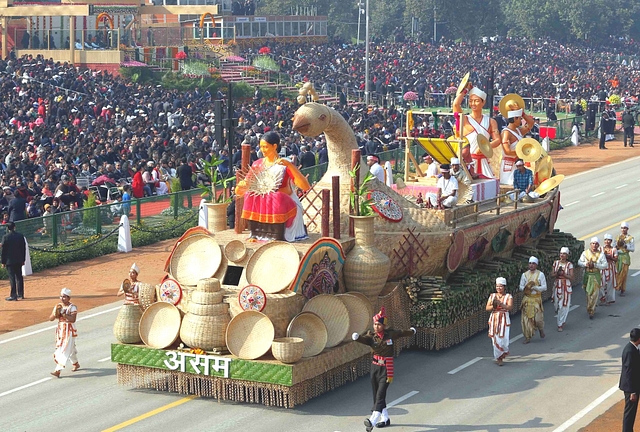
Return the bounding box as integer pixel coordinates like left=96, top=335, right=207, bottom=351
left=2, top=35, right=639, bottom=223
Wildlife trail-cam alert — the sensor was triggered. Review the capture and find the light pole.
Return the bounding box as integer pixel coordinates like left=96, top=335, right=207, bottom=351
left=364, top=0, right=370, bottom=106
left=357, top=1, right=364, bottom=44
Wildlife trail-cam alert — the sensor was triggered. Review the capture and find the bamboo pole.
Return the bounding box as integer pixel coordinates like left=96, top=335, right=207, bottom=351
left=234, top=143, right=251, bottom=234
left=332, top=176, right=340, bottom=239
left=321, top=189, right=330, bottom=237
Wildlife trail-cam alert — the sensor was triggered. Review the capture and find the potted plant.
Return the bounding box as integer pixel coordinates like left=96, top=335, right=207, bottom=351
left=197, top=156, right=235, bottom=232
left=343, top=164, right=390, bottom=304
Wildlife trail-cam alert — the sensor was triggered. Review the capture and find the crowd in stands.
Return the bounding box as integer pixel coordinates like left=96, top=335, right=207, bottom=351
left=3, top=36, right=640, bottom=223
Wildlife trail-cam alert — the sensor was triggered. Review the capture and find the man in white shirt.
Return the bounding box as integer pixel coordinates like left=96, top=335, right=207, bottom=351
left=366, top=155, right=385, bottom=183
left=519, top=256, right=547, bottom=343
left=431, top=164, right=458, bottom=208
left=422, top=153, right=439, bottom=178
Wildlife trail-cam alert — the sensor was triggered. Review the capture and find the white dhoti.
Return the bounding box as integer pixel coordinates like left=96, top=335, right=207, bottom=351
left=554, top=286, right=572, bottom=328
left=488, top=310, right=510, bottom=360
left=54, top=321, right=78, bottom=371
left=600, top=264, right=616, bottom=304
left=284, top=191, right=308, bottom=242
left=500, top=157, right=517, bottom=185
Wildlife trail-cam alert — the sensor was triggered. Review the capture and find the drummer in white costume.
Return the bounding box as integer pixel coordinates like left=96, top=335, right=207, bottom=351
left=453, top=85, right=501, bottom=179
left=500, top=100, right=535, bottom=185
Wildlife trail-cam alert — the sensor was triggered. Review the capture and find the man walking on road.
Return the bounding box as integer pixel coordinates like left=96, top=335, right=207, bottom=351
left=578, top=237, right=608, bottom=319
left=1, top=222, right=26, bottom=301
left=519, top=256, right=547, bottom=343
left=616, top=222, right=634, bottom=296
left=622, top=108, right=635, bottom=147
left=619, top=328, right=640, bottom=432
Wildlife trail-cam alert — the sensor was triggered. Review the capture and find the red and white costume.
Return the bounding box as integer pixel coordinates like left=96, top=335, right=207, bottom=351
left=54, top=303, right=78, bottom=371
left=552, top=260, right=573, bottom=328
left=501, top=128, right=522, bottom=185
left=466, top=114, right=495, bottom=179
left=600, top=245, right=617, bottom=304
left=488, top=292, right=512, bottom=361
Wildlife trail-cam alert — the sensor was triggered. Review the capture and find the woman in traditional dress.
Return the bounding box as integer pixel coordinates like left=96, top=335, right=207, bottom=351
left=49, top=288, right=79, bottom=377
left=551, top=247, right=574, bottom=331
left=237, top=131, right=311, bottom=242
left=500, top=98, right=534, bottom=185
left=117, top=263, right=141, bottom=305
left=486, top=277, right=513, bottom=366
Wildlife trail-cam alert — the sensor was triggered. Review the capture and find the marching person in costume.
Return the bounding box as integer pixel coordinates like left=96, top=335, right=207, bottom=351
left=551, top=247, right=574, bottom=331
left=500, top=100, right=535, bottom=185
left=578, top=237, right=608, bottom=319
left=452, top=85, right=501, bottom=179
left=49, top=288, right=79, bottom=377
left=600, top=234, right=618, bottom=305
left=117, top=263, right=141, bottom=305
left=486, top=277, right=513, bottom=366
left=519, top=256, right=547, bottom=344
left=353, top=307, right=415, bottom=431
left=616, top=222, right=635, bottom=296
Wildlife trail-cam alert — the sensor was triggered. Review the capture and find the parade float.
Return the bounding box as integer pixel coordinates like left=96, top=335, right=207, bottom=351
left=111, top=87, right=583, bottom=407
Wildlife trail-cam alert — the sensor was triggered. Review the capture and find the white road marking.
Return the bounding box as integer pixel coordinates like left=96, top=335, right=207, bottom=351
left=0, top=306, right=120, bottom=345
left=0, top=377, right=52, bottom=398
left=510, top=334, right=524, bottom=343
left=448, top=357, right=483, bottom=375
left=554, top=304, right=580, bottom=317
left=387, top=390, right=419, bottom=408
left=552, top=385, right=619, bottom=432
left=615, top=184, right=628, bottom=189
left=631, top=270, right=640, bottom=277
left=98, top=357, right=112, bottom=363
left=564, top=201, right=580, bottom=207
left=590, top=192, right=605, bottom=197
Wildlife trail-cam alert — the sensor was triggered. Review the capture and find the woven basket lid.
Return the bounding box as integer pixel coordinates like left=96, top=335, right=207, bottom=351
left=344, top=291, right=374, bottom=324
left=336, top=294, right=370, bottom=342
left=139, top=302, right=182, bottom=349
left=245, top=241, right=300, bottom=294
left=225, top=240, right=247, bottom=262
left=197, top=278, right=221, bottom=293
left=225, top=310, right=275, bottom=360
left=159, top=278, right=182, bottom=306
left=169, top=234, right=222, bottom=286
left=302, top=294, right=349, bottom=348
left=287, top=311, right=327, bottom=358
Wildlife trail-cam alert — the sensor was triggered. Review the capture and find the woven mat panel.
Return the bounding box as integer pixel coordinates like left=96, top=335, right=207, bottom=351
left=117, top=354, right=370, bottom=408
left=378, top=285, right=413, bottom=356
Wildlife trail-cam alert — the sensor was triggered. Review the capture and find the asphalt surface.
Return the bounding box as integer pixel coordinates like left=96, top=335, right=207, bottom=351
left=2, top=159, right=640, bottom=432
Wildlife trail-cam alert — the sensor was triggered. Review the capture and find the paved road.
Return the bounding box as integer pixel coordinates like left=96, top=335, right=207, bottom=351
left=2, top=160, right=640, bottom=432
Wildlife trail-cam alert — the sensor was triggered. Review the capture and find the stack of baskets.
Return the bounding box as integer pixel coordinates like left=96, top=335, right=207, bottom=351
left=180, top=278, right=230, bottom=351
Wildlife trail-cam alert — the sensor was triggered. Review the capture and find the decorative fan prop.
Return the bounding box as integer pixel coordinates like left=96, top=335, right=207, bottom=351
left=159, top=278, right=182, bottom=306
left=468, top=236, right=488, bottom=261
left=368, top=190, right=403, bottom=222
left=514, top=222, right=531, bottom=246
left=238, top=284, right=267, bottom=312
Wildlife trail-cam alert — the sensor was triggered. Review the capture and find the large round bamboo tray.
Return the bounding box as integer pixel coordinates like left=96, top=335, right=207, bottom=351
left=225, top=311, right=275, bottom=360
left=197, top=278, right=221, bottom=293
left=225, top=240, right=247, bottom=262
left=191, top=290, right=224, bottom=305
left=228, top=290, right=306, bottom=339
left=245, top=241, right=300, bottom=293
left=169, top=235, right=222, bottom=286
left=113, top=304, right=143, bottom=344
left=287, top=312, right=327, bottom=358
left=138, top=283, right=157, bottom=311
left=187, top=302, right=229, bottom=317
left=271, top=337, right=304, bottom=364
left=180, top=313, right=229, bottom=350
left=302, top=294, right=349, bottom=348
left=139, top=302, right=182, bottom=349
left=336, top=294, right=370, bottom=342
left=345, top=291, right=374, bottom=325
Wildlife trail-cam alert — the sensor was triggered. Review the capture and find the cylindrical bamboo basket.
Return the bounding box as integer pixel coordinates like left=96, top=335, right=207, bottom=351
left=205, top=202, right=229, bottom=232
left=271, top=337, right=304, bottom=364
left=188, top=302, right=229, bottom=317
left=343, top=215, right=391, bottom=304
left=180, top=312, right=230, bottom=350
left=228, top=290, right=306, bottom=338
left=138, top=282, right=157, bottom=311
left=197, top=278, right=222, bottom=293
left=191, top=290, right=225, bottom=305
left=113, top=304, right=143, bottom=344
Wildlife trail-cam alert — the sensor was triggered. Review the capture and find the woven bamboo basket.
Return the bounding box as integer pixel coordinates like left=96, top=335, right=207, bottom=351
left=191, top=290, right=224, bottom=305
left=228, top=290, right=306, bottom=339
left=225, top=240, right=247, bottom=262
left=169, top=235, right=222, bottom=286
left=245, top=241, right=300, bottom=293
left=180, top=312, right=230, bottom=350
left=176, top=285, right=195, bottom=315
left=271, top=337, right=304, bottom=364
left=286, top=311, right=328, bottom=358
left=139, top=302, right=182, bottom=349
left=113, top=304, right=143, bottom=344
left=302, top=294, right=350, bottom=348
left=196, top=278, right=222, bottom=293
left=138, top=283, right=157, bottom=311
left=225, top=311, right=275, bottom=360
left=336, top=294, right=371, bottom=341
left=187, top=302, right=229, bottom=317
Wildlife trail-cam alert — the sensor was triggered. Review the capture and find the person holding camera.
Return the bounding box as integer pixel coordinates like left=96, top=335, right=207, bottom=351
left=551, top=247, right=574, bottom=331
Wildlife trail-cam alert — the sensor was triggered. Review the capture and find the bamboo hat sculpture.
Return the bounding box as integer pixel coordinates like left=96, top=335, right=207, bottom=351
left=477, top=134, right=493, bottom=158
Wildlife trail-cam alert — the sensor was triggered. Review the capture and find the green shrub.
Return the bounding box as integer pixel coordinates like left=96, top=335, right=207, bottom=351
left=83, top=191, right=99, bottom=229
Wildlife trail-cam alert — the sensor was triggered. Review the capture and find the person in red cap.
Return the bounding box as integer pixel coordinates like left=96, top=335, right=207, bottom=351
left=353, top=307, right=415, bottom=430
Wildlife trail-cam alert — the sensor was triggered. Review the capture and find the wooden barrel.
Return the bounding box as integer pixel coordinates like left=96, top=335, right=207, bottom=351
left=113, top=304, right=143, bottom=344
